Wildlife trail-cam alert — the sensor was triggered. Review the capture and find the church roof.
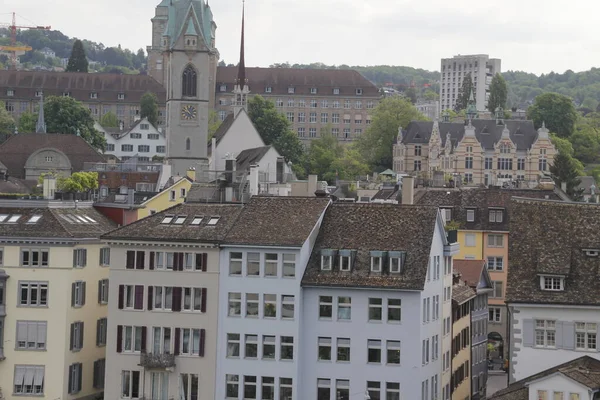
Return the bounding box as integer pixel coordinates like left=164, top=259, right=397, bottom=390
left=235, top=146, right=271, bottom=172
left=402, top=119, right=541, bottom=151
left=163, top=0, right=214, bottom=50
left=210, top=112, right=235, bottom=147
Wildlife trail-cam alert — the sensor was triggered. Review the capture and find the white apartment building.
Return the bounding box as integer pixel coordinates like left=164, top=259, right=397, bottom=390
left=101, top=202, right=243, bottom=400
left=215, top=196, right=331, bottom=400
left=300, top=202, right=458, bottom=400
left=95, top=118, right=166, bottom=162
left=507, top=198, right=600, bottom=383
left=0, top=198, right=115, bottom=400
left=440, top=54, right=501, bottom=112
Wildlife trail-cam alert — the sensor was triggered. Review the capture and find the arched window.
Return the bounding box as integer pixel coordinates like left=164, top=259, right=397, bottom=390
left=186, top=138, right=191, bottom=151
left=182, top=65, right=197, bottom=97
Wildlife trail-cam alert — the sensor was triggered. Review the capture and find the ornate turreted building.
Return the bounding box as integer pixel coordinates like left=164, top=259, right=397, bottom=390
left=393, top=111, right=557, bottom=187
left=146, top=0, right=220, bottom=176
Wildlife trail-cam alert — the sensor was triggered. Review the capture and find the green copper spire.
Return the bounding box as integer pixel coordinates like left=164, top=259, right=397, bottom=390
left=466, top=86, right=477, bottom=121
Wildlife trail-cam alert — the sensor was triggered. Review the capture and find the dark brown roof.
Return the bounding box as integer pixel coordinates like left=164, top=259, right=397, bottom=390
left=224, top=196, right=331, bottom=247
left=489, top=356, right=600, bottom=400
left=301, top=203, right=440, bottom=290
left=102, top=203, right=244, bottom=243
left=0, top=70, right=166, bottom=103
left=453, top=259, right=487, bottom=288
left=372, top=186, right=400, bottom=201
left=236, top=146, right=271, bottom=172
left=0, top=133, right=106, bottom=179
left=0, top=204, right=115, bottom=239
left=452, top=284, right=476, bottom=304
left=216, top=67, right=380, bottom=97
left=507, top=198, right=600, bottom=305
left=0, top=177, right=37, bottom=194
left=415, top=187, right=564, bottom=231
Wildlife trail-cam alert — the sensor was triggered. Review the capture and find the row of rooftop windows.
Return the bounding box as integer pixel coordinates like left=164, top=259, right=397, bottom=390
left=6, top=89, right=127, bottom=100
left=161, top=215, right=220, bottom=226
left=219, top=85, right=365, bottom=96
left=319, top=249, right=407, bottom=274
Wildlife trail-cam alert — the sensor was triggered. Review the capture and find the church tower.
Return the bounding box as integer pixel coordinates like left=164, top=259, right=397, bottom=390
left=149, top=0, right=219, bottom=176
left=232, top=1, right=249, bottom=116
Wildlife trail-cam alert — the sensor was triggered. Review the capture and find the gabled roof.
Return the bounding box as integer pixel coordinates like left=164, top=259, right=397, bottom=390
left=301, top=203, right=440, bottom=290
left=489, top=356, right=600, bottom=400
left=0, top=205, right=115, bottom=239
left=0, top=133, right=106, bottom=179
left=102, top=202, right=243, bottom=243
left=224, top=196, right=331, bottom=247
left=216, top=67, right=380, bottom=97
left=235, top=146, right=271, bottom=172
left=0, top=177, right=37, bottom=194
left=452, top=284, right=476, bottom=305
left=453, top=259, right=493, bottom=291
left=210, top=112, right=235, bottom=147
left=507, top=198, right=600, bottom=306
left=415, top=187, right=563, bottom=232
left=402, top=119, right=542, bottom=150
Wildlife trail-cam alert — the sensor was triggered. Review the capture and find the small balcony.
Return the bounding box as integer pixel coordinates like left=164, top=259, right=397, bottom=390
left=444, top=229, right=460, bottom=256
left=139, top=352, right=176, bottom=369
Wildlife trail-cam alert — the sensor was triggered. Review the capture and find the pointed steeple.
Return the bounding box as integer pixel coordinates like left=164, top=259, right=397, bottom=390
left=35, top=95, right=46, bottom=134
left=232, top=0, right=250, bottom=116
left=466, top=86, right=477, bottom=121
left=237, top=0, right=246, bottom=89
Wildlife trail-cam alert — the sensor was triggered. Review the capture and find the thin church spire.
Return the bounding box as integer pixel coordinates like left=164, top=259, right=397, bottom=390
left=236, top=0, right=246, bottom=87
left=35, top=94, right=46, bottom=133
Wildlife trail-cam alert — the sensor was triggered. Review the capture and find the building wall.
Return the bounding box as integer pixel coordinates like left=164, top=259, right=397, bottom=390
left=100, top=120, right=166, bottom=162
left=104, top=243, right=220, bottom=400
left=484, top=231, right=509, bottom=358
left=509, top=304, right=600, bottom=383
left=137, top=178, right=192, bottom=220
left=0, top=242, right=108, bottom=400
left=451, top=311, right=471, bottom=400
left=212, top=111, right=265, bottom=173
left=471, top=291, right=489, bottom=399
left=441, top=256, right=454, bottom=398
left=456, top=230, right=484, bottom=260
left=527, top=374, right=591, bottom=400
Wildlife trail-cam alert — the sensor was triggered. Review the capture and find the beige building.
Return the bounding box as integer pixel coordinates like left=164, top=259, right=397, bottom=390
left=0, top=198, right=115, bottom=400
left=101, top=202, right=243, bottom=400
left=394, top=118, right=557, bottom=187
left=215, top=67, right=381, bottom=144
left=451, top=282, right=476, bottom=400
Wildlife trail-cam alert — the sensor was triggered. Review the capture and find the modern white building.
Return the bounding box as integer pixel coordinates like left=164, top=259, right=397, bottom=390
left=300, top=200, right=459, bottom=400
left=507, top=198, right=600, bottom=383
left=440, top=54, right=501, bottom=112
left=95, top=118, right=166, bottom=162
left=215, top=196, right=331, bottom=400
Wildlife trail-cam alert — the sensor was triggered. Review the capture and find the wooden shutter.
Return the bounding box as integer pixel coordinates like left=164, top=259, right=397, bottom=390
left=199, top=329, right=205, bottom=357
left=72, top=250, right=77, bottom=268
left=68, top=365, right=73, bottom=393
left=71, top=283, right=76, bottom=307
left=172, top=287, right=182, bottom=312
left=118, top=285, right=124, bottom=309
left=147, top=286, right=154, bottom=311
left=116, top=325, right=123, bottom=353
left=93, top=360, right=98, bottom=388
left=195, top=253, right=202, bottom=270
left=126, top=251, right=135, bottom=269
left=522, top=319, right=534, bottom=347
left=136, top=251, right=145, bottom=270
left=173, top=253, right=180, bottom=271
left=562, top=321, right=575, bottom=350
left=81, top=282, right=86, bottom=306
left=97, top=280, right=102, bottom=304
left=82, top=249, right=87, bottom=267
left=141, top=327, right=147, bottom=353
left=201, top=288, right=207, bottom=313
left=202, top=253, right=208, bottom=272
left=177, top=252, right=184, bottom=271
left=134, top=285, right=144, bottom=310
left=77, top=363, right=83, bottom=392
left=174, top=328, right=181, bottom=355
left=79, top=322, right=84, bottom=349
left=96, top=319, right=101, bottom=346
left=149, top=252, right=155, bottom=270
left=70, top=323, right=75, bottom=350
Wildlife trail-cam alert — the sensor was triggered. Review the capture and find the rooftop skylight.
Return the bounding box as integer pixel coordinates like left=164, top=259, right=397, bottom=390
left=0, top=215, right=8, bottom=223
left=174, top=216, right=187, bottom=224
left=27, top=215, right=42, bottom=224
left=207, top=217, right=220, bottom=226
left=7, top=215, right=21, bottom=223
left=161, top=215, right=174, bottom=224
left=191, top=216, right=203, bottom=225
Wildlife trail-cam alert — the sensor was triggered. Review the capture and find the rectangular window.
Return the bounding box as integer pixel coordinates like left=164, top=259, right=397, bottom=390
left=181, top=287, right=204, bottom=312
left=535, top=319, right=556, bottom=347
left=387, top=340, right=401, bottom=364
left=336, top=379, right=349, bottom=399
left=489, top=209, right=504, bottom=223
left=414, top=160, right=422, bottom=171
left=138, top=145, right=150, bottom=153
left=93, top=359, right=106, bottom=389
left=465, top=233, right=476, bottom=247
left=70, top=321, right=84, bottom=351
left=310, top=112, right=317, bottom=123
left=21, top=248, right=49, bottom=267
left=72, top=281, right=86, bottom=307
left=122, top=144, right=133, bottom=152
left=318, top=337, right=332, bottom=361
left=263, top=294, right=277, bottom=318
left=152, top=286, right=173, bottom=310
left=243, top=376, right=257, bottom=399
left=246, top=293, right=259, bottom=317
left=122, top=325, right=143, bottom=353
left=156, top=145, right=165, bottom=153
left=415, top=145, right=422, bottom=156
left=229, top=252, right=242, bottom=275
left=575, top=322, right=597, bottom=350
left=68, top=363, right=83, bottom=394
left=319, top=296, right=332, bottom=319
left=280, top=378, right=293, bottom=400
left=16, top=321, right=47, bottom=350
left=485, top=157, right=493, bottom=169
left=488, top=234, right=504, bottom=247
left=179, top=328, right=202, bottom=355
left=227, top=333, right=240, bottom=358
left=388, top=298, right=401, bottom=322
left=487, top=256, right=504, bottom=271
left=489, top=307, right=501, bottom=322
left=99, top=247, right=110, bottom=266
left=466, top=209, right=475, bottom=222
left=317, top=378, right=330, bottom=400
left=247, top=252, right=260, bottom=276
left=245, top=334, right=258, bottom=358
left=98, top=279, right=109, bottom=304
left=465, top=156, right=473, bottom=169
left=337, top=296, right=351, bottom=320
left=228, top=292, right=241, bottom=316
left=283, top=254, right=295, bottom=277
left=281, top=295, right=295, bottom=319
left=321, top=113, right=328, bottom=123
left=491, top=281, right=503, bottom=298
left=14, top=365, right=45, bottom=395
left=19, top=281, right=49, bottom=307
left=262, top=335, right=276, bottom=359
left=226, top=374, right=239, bottom=399
left=332, top=114, right=340, bottom=123
left=542, top=276, right=564, bottom=291
left=321, top=255, right=332, bottom=270
left=281, top=336, right=294, bottom=360
left=298, top=112, right=305, bottom=123
left=368, top=298, right=382, bottom=321
left=97, top=318, right=107, bottom=346
left=73, top=248, right=87, bottom=268
left=336, top=338, right=351, bottom=362
left=180, top=373, right=199, bottom=400
left=121, top=370, right=141, bottom=398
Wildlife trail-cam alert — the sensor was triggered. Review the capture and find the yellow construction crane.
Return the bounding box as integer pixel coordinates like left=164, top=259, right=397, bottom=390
left=0, top=12, right=51, bottom=69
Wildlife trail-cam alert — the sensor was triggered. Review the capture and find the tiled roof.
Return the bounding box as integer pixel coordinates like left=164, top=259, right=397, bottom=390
left=216, top=67, right=380, bottom=97
left=102, top=203, right=243, bottom=243
left=452, top=284, right=476, bottom=304
left=301, top=203, right=439, bottom=290
left=453, top=259, right=486, bottom=288
left=224, top=196, right=331, bottom=247
left=577, top=176, right=596, bottom=195
left=371, top=186, right=400, bottom=201
left=0, top=133, right=106, bottom=179
left=0, top=177, right=37, bottom=194
left=235, top=146, right=271, bottom=172
left=0, top=205, right=115, bottom=239
left=507, top=198, right=600, bottom=305
left=402, top=119, right=541, bottom=151
left=415, top=187, right=563, bottom=232
left=0, top=70, right=166, bottom=103
left=489, top=356, right=600, bottom=400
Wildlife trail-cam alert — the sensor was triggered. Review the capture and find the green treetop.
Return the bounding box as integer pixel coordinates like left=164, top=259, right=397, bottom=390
left=66, top=40, right=89, bottom=73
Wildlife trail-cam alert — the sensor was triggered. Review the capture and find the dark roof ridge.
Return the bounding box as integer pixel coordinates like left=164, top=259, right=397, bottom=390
left=512, top=196, right=600, bottom=206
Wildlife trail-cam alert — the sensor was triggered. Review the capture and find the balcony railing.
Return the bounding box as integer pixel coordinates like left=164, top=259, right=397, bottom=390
left=139, top=352, right=176, bottom=369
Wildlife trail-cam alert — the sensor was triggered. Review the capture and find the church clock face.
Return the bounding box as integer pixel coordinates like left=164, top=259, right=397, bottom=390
left=181, top=104, right=197, bottom=120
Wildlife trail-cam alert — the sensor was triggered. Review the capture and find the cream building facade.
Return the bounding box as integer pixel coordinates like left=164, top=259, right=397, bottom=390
left=394, top=118, right=557, bottom=187
left=0, top=199, right=115, bottom=400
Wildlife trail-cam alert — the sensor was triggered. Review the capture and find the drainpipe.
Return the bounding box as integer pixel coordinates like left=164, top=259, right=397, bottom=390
left=506, top=303, right=512, bottom=387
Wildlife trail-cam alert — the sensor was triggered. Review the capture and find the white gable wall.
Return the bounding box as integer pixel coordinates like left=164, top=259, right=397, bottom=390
left=528, top=373, right=592, bottom=400
left=97, top=118, right=166, bottom=161
left=214, top=110, right=265, bottom=172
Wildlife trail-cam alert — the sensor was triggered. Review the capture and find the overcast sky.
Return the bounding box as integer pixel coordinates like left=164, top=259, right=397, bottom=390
left=3, top=0, right=599, bottom=75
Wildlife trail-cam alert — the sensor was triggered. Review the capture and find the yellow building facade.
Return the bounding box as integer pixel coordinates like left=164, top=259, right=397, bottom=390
left=451, top=284, right=476, bottom=400
left=137, top=175, right=193, bottom=220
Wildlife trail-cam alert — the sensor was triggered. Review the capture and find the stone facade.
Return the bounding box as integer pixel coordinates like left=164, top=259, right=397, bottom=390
left=393, top=119, right=557, bottom=187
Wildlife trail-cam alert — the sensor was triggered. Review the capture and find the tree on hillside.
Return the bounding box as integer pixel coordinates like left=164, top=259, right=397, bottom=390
left=247, top=95, right=304, bottom=165
left=208, top=111, right=221, bottom=142
left=527, top=92, right=577, bottom=138
left=454, top=73, right=473, bottom=112
left=140, top=92, right=159, bottom=128
left=305, top=129, right=345, bottom=183
left=404, top=87, right=417, bottom=104
left=550, top=152, right=584, bottom=200
left=99, top=111, right=119, bottom=128
left=66, top=39, right=89, bottom=73
left=0, top=101, right=15, bottom=135
left=569, top=126, right=600, bottom=164
left=331, top=145, right=369, bottom=181
left=487, top=73, right=508, bottom=113
left=18, top=112, right=37, bottom=133
left=356, top=97, right=427, bottom=171
left=44, top=96, right=105, bottom=150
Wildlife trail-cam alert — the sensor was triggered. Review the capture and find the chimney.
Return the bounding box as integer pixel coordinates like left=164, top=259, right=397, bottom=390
left=186, top=167, right=196, bottom=182
left=119, top=121, right=125, bottom=131
left=308, top=174, right=318, bottom=197
left=401, top=176, right=415, bottom=205
left=43, top=174, right=56, bottom=199
left=249, top=164, right=259, bottom=196
left=561, top=182, right=567, bottom=193
left=127, top=188, right=135, bottom=206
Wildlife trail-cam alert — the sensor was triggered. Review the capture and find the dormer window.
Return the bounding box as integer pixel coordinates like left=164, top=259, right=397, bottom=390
left=310, top=87, right=317, bottom=94
left=287, top=87, right=294, bottom=94
left=339, top=250, right=353, bottom=271
left=321, top=249, right=336, bottom=271
left=219, top=85, right=227, bottom=92
left=489, top=209, right=504, bottom=223
left=90, top=92, right=98, bottom=99
left=356, top=88, right=363, bottom=95
left=118, top=93, right=125, bottom=100
left=441, top=208, right=452, bottom=222
left=333, top=88, right=340, bottom=95
left=7, top=89, right=14, bottom=97
left=265, top=87, right=272, bottom=93
left=540, top=276, right=564, bottom=291
left=389, top=251, right=406, bottom=274
left=35, top=91, right=43, bottom=97
left=584, top=249, right=600, bottom=257
left=370, top=251, right=386, bottom=273
left=466, top=209, right=475, bottom=222
left=63, top=92, right=71, bottom=97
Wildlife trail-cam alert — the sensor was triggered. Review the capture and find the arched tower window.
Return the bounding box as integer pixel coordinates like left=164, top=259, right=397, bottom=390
left=182, top=65, right=197, bottom=97
left=186, top=138, right=191, bottom=151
